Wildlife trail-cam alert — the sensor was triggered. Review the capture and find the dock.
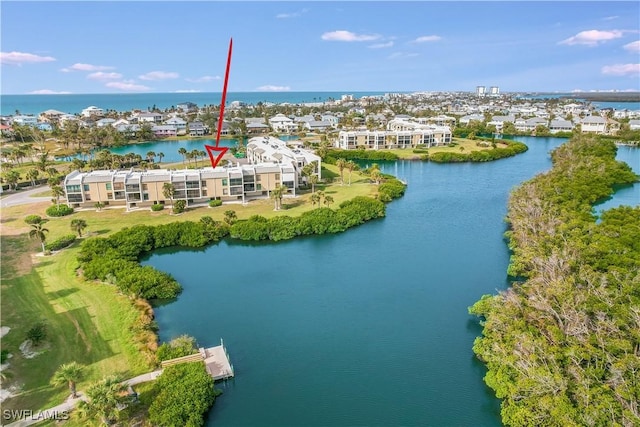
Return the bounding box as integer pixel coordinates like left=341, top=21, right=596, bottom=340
left=160, top=338, right=234, bottom=381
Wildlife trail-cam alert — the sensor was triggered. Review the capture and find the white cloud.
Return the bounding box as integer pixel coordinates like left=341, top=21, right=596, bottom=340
left=174, top=89, right=202, bottom=93
left=388, top=52, right=419, bottom=60
left=105, top=80, right=150, bottom=91
left=256, top=85, right=291, bottom=91
left=369, top=41, right=394, bottom=49
left=139, top=71, right=179, bottom=81
left=321, top=30, right=380, bottom=42
left=601, top=63, right=640, bottom=76
left=603, top=16, right=619, bottom=21
left=28, top=89, right=72, bottom=95
left=623, top=40, right=640, bottom=53
left=276, top=8, right=308, bottom=19
left=1, top=51, right=55, bottom=65
left=87, top=72, right=122, bottom=80
left=185, top=75, right=221, bottom=83
left=61, top=63, right=114, bottom=72
left=559, top=29, right=624, bottom=46
left=413, top=35, right=442, bottom=43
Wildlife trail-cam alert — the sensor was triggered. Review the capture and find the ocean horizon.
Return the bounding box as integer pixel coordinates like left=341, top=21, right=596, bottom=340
left=0, top=91, right=395, bottom=116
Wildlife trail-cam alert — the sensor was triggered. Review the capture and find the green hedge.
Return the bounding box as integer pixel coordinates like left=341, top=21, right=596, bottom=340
left=209, top=199, right=222, bottom=207
left=24, top=215, right=44, bottom=225
left=324, top=149, right=399, bottom=162
left=151, top=203, right=164, bottom=211
left=429, top=140, right=528, bottom=163
left=46, top=204, right=74, bottom=217
left=45, top=234, right=76, bottom=251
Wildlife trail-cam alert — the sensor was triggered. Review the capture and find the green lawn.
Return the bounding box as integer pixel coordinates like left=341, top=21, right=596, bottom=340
left=0, top=163, right=379, bottom=416
left=385, top=138, right=510, bottom=159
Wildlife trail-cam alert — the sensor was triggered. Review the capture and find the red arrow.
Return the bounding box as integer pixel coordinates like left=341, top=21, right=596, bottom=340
left=205, top=38, right=233, bottom=168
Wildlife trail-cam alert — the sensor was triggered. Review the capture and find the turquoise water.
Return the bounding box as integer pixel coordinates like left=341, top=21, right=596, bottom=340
left=1, top=92, right=391, bottom=116
left=142, top=138, right=638, bottom=426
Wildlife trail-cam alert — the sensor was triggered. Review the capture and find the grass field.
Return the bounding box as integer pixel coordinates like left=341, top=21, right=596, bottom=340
left=385, top=138, right=510, bottom=160
left=0, top=163, right=377, bottom=415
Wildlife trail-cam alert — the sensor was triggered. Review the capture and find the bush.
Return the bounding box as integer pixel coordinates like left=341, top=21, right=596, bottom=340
left=0, top=349, right=8, bottom=364
left=209, top=199, right=223, bottom=207
left=46, top=204, right=74, bottom=217
left=24, top=215, right=44, bottom=225
left=45, top=234, right=76, bottom=251
left=26, top=322, right=47, bottom=346
left=172, top=200, right=186, bottom=214
left=151, top=203, right=164, bottom=212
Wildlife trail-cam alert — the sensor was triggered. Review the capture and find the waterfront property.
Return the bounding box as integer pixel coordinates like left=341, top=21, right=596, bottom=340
left=336, top=126, right=452, bottom=150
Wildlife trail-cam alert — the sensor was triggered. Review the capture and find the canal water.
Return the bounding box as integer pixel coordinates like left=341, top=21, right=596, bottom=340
left=143, top=137, right=638, bottom=426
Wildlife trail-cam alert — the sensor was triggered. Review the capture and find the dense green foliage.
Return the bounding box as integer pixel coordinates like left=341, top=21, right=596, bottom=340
left=151, top=203, right=165, bottom=212
left=229, top=196, right=387, bottom=241
left=45, top=204, right=74, bottom=217
left=44, top=234, right=76, bottom=251
left=429, top=141, right=528, bottom=163
left=77, top=218, right=229, bottom=299
left=24, top=214, right=44, bottom=225
left=324, top=148, right=399, bottom=164
left=148, top=363, right=220, bottom=427
left=469, top=136, right=640, bottom=426
left=208, top=199, right=223, bottom=207
left=173, top=200, right=186, bottom=214
left=156, top=335, right=198, bottom=362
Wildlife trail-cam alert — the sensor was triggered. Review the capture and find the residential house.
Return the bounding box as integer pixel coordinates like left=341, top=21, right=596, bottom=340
left=96, top=118, right=117, bottom=128
left=549, top=120, right=574, bottom=134
left=188, top=122, right=209, bottom=137
left=130, top=112, right=163, bottom=124
left=269, top=114, right=297, bottom=133
left=81, top=106, right=105, bottom=118
left=151, top=125, right=177, bottom=138
left=246, top=136, right=321, bottom=186
left=177, top=102, right=198, bottom=112
left=580, top=116, right=607, bottom=134
left=39, top=109, right=67, bottom=122
left=629, top=119, right=640, bottom=131
left=164, top=117, right=187, bottom=135
left=11, top=115, right=38, bottom=126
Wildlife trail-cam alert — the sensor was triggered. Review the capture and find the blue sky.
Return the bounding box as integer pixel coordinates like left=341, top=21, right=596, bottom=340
left=1, top=1, right=639, bottom=94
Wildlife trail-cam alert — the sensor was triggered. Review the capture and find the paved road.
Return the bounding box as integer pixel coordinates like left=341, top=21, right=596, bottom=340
left=0, top=186, right=51, bottom=209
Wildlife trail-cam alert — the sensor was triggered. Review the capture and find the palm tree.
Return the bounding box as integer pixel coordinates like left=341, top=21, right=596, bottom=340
left=178, top=147, right=187, bottom=167
left=70, top=219, right=88, bottom=237
left=324, top=195, right=334, bottom=208
left=157, top=152, right=164, bottom=165
left=29, top=222, right=49, bottom=252
left=336, top=158, right=347, bottom=185
left=345, top=160, right=357, bottom=186
left=51, top=185, right=65, bottom=207
left=146, top=151, right=156, bottom=163
left=3, top=170, right=21, bottom=191
left=308, top=174, right=319, bottom=193
left=51, top=362, right=83, bottom=398
left=271, top=184, right=288, bottom=210
left=94, top=202, right=105, bottom=212
left=223, top=210, right=237, bottom=225
left=26, top=168, right=40, bottom=187
left=37, top=151, right=50, bottom=172
left=76, top=375, right=127, bottom=426
left=162, top=182, right=175, bottom=208
left=310, top=192, right=321, bottom=207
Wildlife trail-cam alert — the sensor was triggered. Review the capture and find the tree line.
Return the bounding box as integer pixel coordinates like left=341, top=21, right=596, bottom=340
left=469, top=136, right=640, bottom=426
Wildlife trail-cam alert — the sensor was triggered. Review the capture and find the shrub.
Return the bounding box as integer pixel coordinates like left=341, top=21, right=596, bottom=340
left=45, top=234, right=76, bottom=251
left=151, top=203, right=164, bottom=212
left=0, top=349, right=8, bottom=364
left=172, top=200, right=186, bottom=214
left=46, top=204, right=74, bottom=217
left=26, top=322, right=47, bottom=346
left=24, top=215, right=44, bottom=225
left=209, top=199, right=222, bottom=207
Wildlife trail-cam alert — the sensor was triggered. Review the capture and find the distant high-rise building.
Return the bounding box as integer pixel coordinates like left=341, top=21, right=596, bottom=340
left=476, top=86, right=486, bottom=96
left=490, top=86, right=500, bottom=96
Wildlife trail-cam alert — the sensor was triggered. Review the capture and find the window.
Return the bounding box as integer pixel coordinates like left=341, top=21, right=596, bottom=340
left=222, top=178, right=228, bottom=186
left=107, top=192, right=113, bottom=200
left=230, top=178, right=243, bottom=186
left=275, top=173, right=280, bottom=180
left=143, top=194, right=149, bottom=201
left=142, top=184, right=148, bottom=190
left=66, top=185, right=81, bottom=193
left=256, top=183, right=262, bottom=190
left=256, top=175, right=261, bottom=182
left=83, top=184, right=90, bottom=191
left=223, top=188, right=228, bottom=195
left=106, top=183, right=112, bottom=190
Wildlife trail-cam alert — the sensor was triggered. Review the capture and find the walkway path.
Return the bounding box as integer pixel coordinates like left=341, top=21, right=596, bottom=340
left=0, top=186, right=51, bottom=209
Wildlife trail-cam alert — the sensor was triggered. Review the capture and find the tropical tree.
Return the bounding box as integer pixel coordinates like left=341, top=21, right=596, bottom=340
left=51, top=362, right=84, bottom=398
left=157, top=152, right=164, bottom=165
left=335, top=158, right=347, bottom=185
left=146, top=151, right=156, bottom=163
left=308, top=174, right=319, bottom=193
left=2, top=169, right=21, bottom=190
left=76, top=375, right=128, bottom=426
left=324, top=195, right=334, bottom=208
left=51, top=185, right=65, bottom=207
left=178, top=147, right=187, bottom=166
left=223, top=210, right=237, bottom=225
left=345, top=160, right=357, bottom=186
left=70, top=219, right=88, bottom=237
left=29, top=222, right=49, bottom=252
left=26, top=169, right=40, bottom=187
left=270, top=184, right=288, bottom=210
left=94, top=202, right=105, bottom=212
left=369, top=164, right=383, bottom=185
left=310, top=192, right=321, bottom=207
left=162, top=182, right=175, bottom=206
